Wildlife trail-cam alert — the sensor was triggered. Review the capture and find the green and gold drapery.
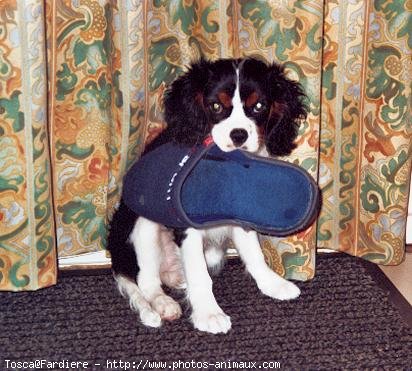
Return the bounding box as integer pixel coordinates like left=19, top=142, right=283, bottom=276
left=0, top=0, right=411, bottom=291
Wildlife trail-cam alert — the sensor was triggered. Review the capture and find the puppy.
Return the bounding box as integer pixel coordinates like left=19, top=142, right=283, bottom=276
left=108, top=58, right=307, bottom=334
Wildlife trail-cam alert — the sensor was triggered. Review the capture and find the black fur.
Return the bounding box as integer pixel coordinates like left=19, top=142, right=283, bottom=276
left=264, top=64, right=307, bottom=156
left=107, top=57, right=308, bottom=282
left=107, top=199, right=139, bottom=278
left=238, top=58, right=307, bottom=156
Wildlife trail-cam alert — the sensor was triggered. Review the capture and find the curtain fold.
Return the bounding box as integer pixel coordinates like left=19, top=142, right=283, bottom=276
left=0, top=0, right=57, bottom=290
left=0, top=0, right=411, bottom=291
left=319, top=1, right=412, bottom=264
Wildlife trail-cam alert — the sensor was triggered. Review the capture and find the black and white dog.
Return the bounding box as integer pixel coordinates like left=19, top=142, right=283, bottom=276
left=108, top=58, right=307, bottom=334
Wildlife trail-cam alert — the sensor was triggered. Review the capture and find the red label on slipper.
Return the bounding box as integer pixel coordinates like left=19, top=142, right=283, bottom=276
left=203, top=135, right=214, bottom=146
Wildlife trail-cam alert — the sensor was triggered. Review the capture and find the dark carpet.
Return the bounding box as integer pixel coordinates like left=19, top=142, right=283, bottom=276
left=1, top=254, right=411, bottom=370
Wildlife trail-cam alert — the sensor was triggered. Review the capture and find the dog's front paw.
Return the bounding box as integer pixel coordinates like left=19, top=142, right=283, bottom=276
left=259, top=279, right=301, bottom=301
left=151, top=294, right=182, bottom=321
left=128, top=292, right=162, bottom=328
left=140, top=307, right=162, bottom=328
left=192, top=310, right=231, bottom=334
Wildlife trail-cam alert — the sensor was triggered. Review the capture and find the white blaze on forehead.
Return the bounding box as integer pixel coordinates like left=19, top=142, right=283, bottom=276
left=232, top=68, right=243, bottom=115
left=211, top=67, right=260, bottom=153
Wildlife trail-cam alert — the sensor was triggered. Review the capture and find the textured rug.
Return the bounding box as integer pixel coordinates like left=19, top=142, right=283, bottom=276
left=1, top=254, right=411, bottom=370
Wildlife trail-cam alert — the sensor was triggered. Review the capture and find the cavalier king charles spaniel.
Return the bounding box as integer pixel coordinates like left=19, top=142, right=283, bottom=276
left=108, top=58, right=307, bottom=334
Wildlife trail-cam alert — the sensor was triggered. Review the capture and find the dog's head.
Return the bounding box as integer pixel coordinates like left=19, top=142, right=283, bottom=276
left=163, top=58, right=307, bottom=157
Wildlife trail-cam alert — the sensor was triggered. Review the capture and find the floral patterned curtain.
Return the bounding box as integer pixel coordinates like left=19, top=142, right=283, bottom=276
left=318, top=1, right=412, bottom=264
left=0, top=0, right=411, bottom=291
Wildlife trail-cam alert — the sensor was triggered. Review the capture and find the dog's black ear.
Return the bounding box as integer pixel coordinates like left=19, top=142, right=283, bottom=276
left=162, top=59, right=212, bottom=146
left=265, top=64, right=308, bottom=157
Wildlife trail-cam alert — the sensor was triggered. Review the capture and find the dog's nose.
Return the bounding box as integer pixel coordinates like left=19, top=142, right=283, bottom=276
left=230, top=128, right=248, bottom=147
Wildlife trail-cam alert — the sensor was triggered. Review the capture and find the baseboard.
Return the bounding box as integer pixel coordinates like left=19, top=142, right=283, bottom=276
left=59, top=251, right=111, bottom=270
left=58, top=246, right=411, bottom=271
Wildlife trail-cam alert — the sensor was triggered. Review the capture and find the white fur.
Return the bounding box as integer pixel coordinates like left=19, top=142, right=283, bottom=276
left=159, top=228, right=186, bottom=289
left=232, top=227, right=300, bottom=300
left=211, top=68, right=260, bottom=152
left=115, top=275, right=161, bottom=327
left=180, top=228, right=231, bottom=334
left=129, top=218, right=182, bottom=324
left=203, top=225, right=229, bottom=274
left=204, top=245, right=225, bottom=273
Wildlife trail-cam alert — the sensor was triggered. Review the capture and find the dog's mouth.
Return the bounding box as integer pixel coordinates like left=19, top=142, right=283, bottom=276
left=221, top=143, right=261, bottom=154
left=211, top=124, right=260, bottom=153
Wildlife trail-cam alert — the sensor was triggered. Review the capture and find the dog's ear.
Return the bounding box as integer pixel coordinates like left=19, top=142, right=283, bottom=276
left=264, top=64, right=308, bottom=157
left=163, top=59, right=211, bottom=146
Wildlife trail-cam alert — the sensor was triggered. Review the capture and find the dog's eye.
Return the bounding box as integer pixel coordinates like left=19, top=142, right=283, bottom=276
left=253, top=102, right=265, bottom=113
left=211, top=102, right=223, bottom=113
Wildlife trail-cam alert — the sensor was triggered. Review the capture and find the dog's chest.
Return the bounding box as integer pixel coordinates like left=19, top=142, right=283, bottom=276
left=202, top=226, right=232, bottom=247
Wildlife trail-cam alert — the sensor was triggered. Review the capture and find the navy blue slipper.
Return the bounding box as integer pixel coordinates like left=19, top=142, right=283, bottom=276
left=122, top=139, right=320, bottom=236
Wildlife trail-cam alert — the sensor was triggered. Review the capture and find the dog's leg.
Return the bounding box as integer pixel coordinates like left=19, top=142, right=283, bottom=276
left=115, top=275, right=162, bottom=327
left=232, top=227, right=300, bottom=300
left=131, top=217, right=182, bottom=322
left=159, top=227, right=186, bottom=289
left=181, top=228, right=231, bottom=334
